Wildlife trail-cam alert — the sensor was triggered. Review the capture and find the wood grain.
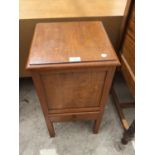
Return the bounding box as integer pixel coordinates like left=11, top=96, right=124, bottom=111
left=27, top=21, right=118, bottom=68
left=20, top=0, right=127, bottom=20
left=27, top=21, right=120, bottom=136
left=41, top=68, right=106, bottom=109
left=49, top=111, right=100, bottom=122
left=121, top=4, right=134, bottom=73
left=111, top=0, right=134, bottom=132
left=32, top=72, right=55, bottom=137
left=48, top=107, right=100, bottom=114
left=121, top=2, right=135, bottom=96
left=118, top=0, right=133, bottom=49
left=20, top=18, right=123, bottom=77
left=20, top=0, right=127, bottom=77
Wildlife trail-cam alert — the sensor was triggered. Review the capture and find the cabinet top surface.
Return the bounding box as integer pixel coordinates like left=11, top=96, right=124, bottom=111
left=20, top=0, right=127, bottom=20
left=27, top=21, right=119, bottom=69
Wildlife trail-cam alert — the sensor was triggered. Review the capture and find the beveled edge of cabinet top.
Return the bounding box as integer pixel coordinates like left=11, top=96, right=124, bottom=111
left=26, top=21, right=120, bottom=70
left=26, top=59, right=120, bottom=71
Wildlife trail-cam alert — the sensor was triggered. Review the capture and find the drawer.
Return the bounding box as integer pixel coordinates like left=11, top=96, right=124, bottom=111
left=49, top=111, right=100, bottom=122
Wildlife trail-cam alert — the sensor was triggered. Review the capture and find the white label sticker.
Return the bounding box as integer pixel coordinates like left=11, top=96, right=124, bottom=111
left=101, top=53, right=108, bottom=58
left=69, top=57, right=81, bottom=62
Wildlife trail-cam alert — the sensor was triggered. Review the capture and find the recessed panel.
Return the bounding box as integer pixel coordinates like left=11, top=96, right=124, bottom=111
left=41, top=68, right=107, bottom=109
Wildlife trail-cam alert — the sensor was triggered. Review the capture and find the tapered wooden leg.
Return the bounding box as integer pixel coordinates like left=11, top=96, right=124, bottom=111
left=45, top=118, right=55, bottom=137
left=93, top=117, right=102, bottom=134
left=121, top=120, right=135, bottom=144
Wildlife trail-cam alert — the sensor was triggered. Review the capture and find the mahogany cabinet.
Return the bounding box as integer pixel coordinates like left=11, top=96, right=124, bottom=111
left=111, top=1, right=135, bottom=131
left=26, top=21, right=120, bottom=137
left=20, top=0, right=127, bottom=77
left=120, top=2, right=135, bottom=96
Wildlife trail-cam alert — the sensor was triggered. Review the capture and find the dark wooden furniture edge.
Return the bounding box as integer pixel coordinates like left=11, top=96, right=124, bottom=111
left=121, top=120, right=135, bottom=144
left=111, top=0, right=135, bottom=125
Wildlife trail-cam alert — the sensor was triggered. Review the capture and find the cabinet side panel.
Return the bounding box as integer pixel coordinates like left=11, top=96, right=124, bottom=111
left=40, top=68, right=107, bottom=109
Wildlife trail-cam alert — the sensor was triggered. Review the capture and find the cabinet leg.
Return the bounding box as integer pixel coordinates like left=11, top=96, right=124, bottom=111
left=121, top=120, right=135, bottom=144
left=45, top=118, right=55, bottom=137
left=93, top=117, right=102, bottom=134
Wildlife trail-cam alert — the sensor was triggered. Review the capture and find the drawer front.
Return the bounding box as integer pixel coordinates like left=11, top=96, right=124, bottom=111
left=49, top=111, right=100, bottom=122
left=48, top=107, right=100, bottom=114
left=40, top=68, right=108, bottom=110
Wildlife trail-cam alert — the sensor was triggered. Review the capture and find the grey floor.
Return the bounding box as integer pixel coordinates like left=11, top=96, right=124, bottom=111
left=19, top=79, right=135, bottom=155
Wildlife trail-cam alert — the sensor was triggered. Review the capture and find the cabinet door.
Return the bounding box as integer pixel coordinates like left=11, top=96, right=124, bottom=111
left=40, top=68, right=107, bottom=110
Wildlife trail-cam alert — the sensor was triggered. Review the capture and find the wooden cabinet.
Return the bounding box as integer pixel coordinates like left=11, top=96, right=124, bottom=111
left=111, top=1, right=135, bottom=131
left=20, top=0, right=127, bottom=77
left=26, top=21, right=120, bottom=137
left=120, top=3, right=135, bottom=96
